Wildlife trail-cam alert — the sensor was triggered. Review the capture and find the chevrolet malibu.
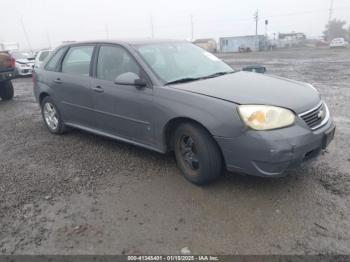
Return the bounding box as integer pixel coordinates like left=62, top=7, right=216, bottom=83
left=33, top=40, right=335, bottom=185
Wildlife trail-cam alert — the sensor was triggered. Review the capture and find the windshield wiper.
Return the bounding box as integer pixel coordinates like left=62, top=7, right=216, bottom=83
left=165, top=77, right=202, bottom=85
left=201, top=71, right=234, bottom=79
left=165, top=71, right=234, bottom=85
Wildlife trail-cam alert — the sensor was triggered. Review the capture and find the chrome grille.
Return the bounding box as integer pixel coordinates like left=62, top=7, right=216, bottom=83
left=299, top=102, right=329, bottom=130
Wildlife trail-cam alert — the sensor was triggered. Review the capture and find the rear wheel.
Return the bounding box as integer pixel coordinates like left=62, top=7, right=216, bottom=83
left=173, top=122, right=223, bottom=185
left=41, top=96, right=68, bottom=134
left=0, top=80, right=14, bottom=100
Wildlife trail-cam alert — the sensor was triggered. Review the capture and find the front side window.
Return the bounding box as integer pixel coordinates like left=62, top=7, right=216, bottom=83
left=136, top=42, right=233, bottom=83
left=62, top=46, right=94, bottom=76
left=45, top=47, right=67, bottom=72
left=96, top=45, right=141, bottom=82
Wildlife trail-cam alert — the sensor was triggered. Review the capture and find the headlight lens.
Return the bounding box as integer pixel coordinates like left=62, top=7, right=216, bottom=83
left=238, top=105, right=295, bottom=130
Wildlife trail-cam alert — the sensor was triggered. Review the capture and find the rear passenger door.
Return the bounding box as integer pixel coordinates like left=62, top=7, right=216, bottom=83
left=54, top=45, right=95, bottom=127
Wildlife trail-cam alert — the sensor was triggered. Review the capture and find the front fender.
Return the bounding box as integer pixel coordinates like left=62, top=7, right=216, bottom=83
left=154, top=86, right=245, bottom=151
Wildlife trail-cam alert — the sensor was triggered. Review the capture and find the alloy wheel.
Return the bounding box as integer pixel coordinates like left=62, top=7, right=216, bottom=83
left=43, top=102, right=59, bottom=130
left=179, top=135, right=199, bottom=170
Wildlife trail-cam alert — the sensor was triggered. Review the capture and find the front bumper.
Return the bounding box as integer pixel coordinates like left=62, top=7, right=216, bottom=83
left=215, top=117, right=335, bottom=177
left=17, top=67, right=33, bottom=76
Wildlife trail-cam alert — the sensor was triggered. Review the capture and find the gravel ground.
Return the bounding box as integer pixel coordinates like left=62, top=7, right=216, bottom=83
left=0, top=47, right=349, bottom=255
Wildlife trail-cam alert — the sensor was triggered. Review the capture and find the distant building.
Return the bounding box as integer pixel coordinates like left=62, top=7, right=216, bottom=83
left=279, top=32, right=306, bottom=40
left=219, top=35, right=267, bottom=53
left=193, top=38, right=217, bottom=53
left=270, top=32, right=307, bottom=48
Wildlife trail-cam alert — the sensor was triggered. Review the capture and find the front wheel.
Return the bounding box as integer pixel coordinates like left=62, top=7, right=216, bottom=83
left=41, top=96, right=68, bottom=134
left=174, top=123, right=223, bottom=185
left=0, top=80, right=14, bottom=100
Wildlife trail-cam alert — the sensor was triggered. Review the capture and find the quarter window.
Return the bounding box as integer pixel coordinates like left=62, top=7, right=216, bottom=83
left=62, top=46, right=94, bottom=76
left=38, top=51, right=50, bottom=62
left=97, top=45, right=140, bottom=82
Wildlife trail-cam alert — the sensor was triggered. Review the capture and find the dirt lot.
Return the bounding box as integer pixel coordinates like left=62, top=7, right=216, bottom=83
left=0, top=47, right=349, bottom=255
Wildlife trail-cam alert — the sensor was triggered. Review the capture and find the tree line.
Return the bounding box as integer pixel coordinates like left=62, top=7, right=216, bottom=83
left=323, top=19, right=350, bottom=41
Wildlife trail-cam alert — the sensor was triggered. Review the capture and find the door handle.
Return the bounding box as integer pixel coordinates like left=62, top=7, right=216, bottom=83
left=54, top=78, right=63, bottom=84
left=93, top=86, right=104, bottom=93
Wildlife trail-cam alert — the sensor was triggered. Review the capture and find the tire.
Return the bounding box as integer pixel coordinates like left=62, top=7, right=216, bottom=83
left=41, top=96, right=68, bottom=134
left=0, top=80, right=14, bottom=100
left=173, top=122, right=223, bottom=185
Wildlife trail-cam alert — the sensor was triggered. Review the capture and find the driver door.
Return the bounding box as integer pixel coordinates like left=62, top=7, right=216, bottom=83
left=90, top=45, right=155, bottom=145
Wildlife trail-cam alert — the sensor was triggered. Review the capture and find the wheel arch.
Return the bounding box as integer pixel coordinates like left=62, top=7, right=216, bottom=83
left=163, top=116, right=226, bottom=170
left=163, top=117, right=223, bottom=152
left=164, top=117, right=208, bottom=151
left=39, top=92, right=50, bottom=105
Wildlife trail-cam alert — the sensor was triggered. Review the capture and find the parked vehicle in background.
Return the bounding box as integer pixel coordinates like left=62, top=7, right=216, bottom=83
left=33, top=40, right=335, bottom=185
left=330, top=38, right=348, bottom=48
left=34, top=49, right=52, bottom=69
left=193, top=38, right=217, bottom=53
left=10, top=51, right=35, bottom=76
left=0, top=51, right=16, bottom=100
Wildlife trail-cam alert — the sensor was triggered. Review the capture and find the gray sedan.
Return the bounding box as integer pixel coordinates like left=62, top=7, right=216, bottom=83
left=33, top=39, right=335, bottom=184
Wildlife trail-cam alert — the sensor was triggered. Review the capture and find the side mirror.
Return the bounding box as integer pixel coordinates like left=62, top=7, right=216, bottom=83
left=242, top=65, right=266, bottom=74
left=114, top=72, right=147, bottom=88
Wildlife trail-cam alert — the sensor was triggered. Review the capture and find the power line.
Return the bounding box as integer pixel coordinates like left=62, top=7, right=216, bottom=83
left=137, top=6, right=350, bottom=32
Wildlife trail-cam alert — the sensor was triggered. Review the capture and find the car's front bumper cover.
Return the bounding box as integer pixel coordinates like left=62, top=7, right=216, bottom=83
left=215, top=117, right=335, bottom=177
left=17, top=67, right=33, bottom=75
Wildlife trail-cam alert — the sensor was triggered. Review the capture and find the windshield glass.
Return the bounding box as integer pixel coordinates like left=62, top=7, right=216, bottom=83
left=136, top=42, right=233, bottom=83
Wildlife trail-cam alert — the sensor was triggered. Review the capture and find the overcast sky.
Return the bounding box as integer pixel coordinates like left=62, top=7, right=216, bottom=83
left=1, top=0, right=350, bottom=50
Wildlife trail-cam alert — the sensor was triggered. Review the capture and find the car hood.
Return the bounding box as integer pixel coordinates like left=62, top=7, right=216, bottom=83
left=170, top=71, right=320, bottom=114
left=16, top=58, right=34, bottom=65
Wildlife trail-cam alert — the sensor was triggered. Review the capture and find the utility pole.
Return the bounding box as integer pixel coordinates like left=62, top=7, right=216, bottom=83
left=20, top=17, right=32, bottom=52
left=150, top=15, right=154, bottom=38
left=190, top=14, right=194, bottom=41
left=45, top=29, right=52, bottom=49
left=254, top=10, right=259, bottom=36
left=328, top=0, right=334, bottom=24
left=265, top=19, right=268, bottom=36
left=105, top=24, right=110, bottom=39
left=327, top=0, right=335, bottom=41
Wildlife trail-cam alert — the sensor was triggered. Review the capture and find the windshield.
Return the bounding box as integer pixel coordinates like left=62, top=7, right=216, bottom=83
left=11, top=52, right=31, bottom=59
left=136, top=42, right=233, bottom=83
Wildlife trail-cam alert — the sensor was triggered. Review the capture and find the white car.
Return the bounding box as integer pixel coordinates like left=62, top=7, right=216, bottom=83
left=34, top=49, right=52, bottom=69
left=330, top=38, right=348, bottom=48
left=10, top=51, right=35, bottom=76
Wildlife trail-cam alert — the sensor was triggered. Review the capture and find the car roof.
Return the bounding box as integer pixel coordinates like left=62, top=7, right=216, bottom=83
left=60, top=38, right=188, bottom=48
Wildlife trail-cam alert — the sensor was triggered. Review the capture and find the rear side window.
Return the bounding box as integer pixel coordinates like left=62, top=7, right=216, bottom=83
left=62, top=46, right=94, bottom=76
left=45, top=47, right=67, bottom=71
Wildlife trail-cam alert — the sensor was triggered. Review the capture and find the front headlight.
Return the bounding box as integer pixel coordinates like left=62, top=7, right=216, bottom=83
left=238, top=105, right=295, bottom=130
